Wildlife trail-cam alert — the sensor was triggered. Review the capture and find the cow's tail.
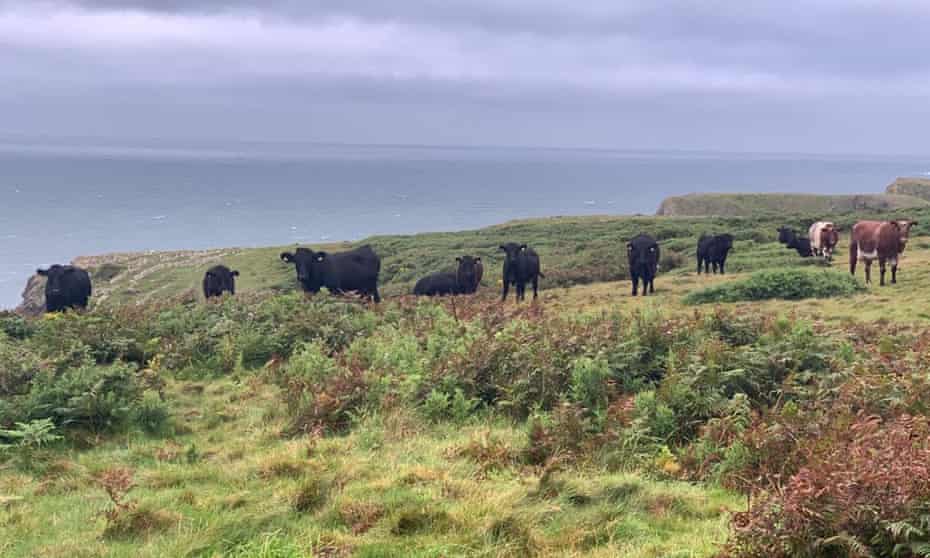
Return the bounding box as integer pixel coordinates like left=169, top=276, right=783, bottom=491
left=849, top=238, right=858, bottom=276
left=537, top=271, right=546, bottom=279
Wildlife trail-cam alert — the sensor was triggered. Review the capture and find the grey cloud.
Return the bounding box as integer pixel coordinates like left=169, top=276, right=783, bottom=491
left=2, top=0, right=930, bottom=153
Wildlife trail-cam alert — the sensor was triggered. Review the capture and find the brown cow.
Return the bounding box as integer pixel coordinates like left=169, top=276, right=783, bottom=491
left=849, top=220, right=917, bottom=285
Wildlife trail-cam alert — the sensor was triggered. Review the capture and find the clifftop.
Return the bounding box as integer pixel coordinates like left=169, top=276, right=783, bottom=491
left=886, top=176, right=930, bottom=201
left=656, top=192, right=928, bottom=217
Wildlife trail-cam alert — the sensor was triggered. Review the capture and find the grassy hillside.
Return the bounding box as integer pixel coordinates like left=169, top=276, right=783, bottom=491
left=19, top=206, right=930, bottom=312
left=6, top=210, right=930, bottom=557
left=656, top=192, right=928, bottom=216
left=886, top=176, right=930, bottom=201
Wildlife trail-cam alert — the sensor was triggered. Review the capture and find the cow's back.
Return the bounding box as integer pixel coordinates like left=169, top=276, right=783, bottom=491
left=328, top=245, right=381, bottom=288
left=852, top=221, right=883, bottom=252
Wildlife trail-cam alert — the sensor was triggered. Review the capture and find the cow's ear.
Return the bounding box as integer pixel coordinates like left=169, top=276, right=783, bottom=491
left=626, top=243, right=633, bottom=251
left=475, top=257, right=481, bottom=263
left=520, top=244, right=527, bottom=251
left=280, top=252, right=294, bottom=263
left=498, top=245, right=506, bottom=251
left=911, top=220, right=918, bottom=227
left=36, top=268, right=48, bottom=276
left=316, top=252, right=327, bottom=262
left=456, top=257, right=462, bottom=263
left=232, top=270, right=240, bottom=277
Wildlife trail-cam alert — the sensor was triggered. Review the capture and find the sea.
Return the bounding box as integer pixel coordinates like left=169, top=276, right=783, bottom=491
left=1, top=139, right=928, bottom=309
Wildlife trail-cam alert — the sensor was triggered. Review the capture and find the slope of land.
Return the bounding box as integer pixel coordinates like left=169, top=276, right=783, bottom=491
left=886, top=176, right=930, bottom=201
left=5, top=208, right=930, bottom=557
left=17, top=207, right=930, bottom=314
left=656, top=192, right=928, bottom=216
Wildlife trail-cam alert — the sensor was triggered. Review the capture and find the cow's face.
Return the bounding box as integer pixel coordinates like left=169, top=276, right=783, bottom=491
left=627, top=241, right=658, bottom=267
left=718, top=234, right=734, bottom=250
left=456, top=256, right=481, bottom=286
left=499, top=243, right=526, bottom=262
left=37, top=265, right=73, bottom=297
left=777, top=227, right=792, bottom=244
left=280, top=248, right=326, bottom=291
left=895, top=220, right=917, bottom=249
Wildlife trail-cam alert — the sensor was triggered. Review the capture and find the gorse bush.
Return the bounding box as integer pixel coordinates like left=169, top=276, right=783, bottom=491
left=684, top=269, right=863, bottom=304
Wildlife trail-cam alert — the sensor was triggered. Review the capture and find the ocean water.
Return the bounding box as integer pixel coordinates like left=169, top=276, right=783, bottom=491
left=1, top=141, right=927, bottom=309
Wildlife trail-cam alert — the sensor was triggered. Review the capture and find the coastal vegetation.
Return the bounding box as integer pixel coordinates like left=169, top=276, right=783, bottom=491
left=4, top=203, right=930, bottom=557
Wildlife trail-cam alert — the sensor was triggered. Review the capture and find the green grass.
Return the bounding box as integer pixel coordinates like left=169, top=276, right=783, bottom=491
left=0, top=378, right=739, bottom=557
left=50, top=206, right=930, bottom=310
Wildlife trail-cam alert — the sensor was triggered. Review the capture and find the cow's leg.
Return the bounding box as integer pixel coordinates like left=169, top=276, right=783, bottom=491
left=516, top=282, right=525, bottom=302
left=631, top=276, right=639, bottom=296
left=891, top=256, right=898, bottom=284
left=720, top=259, right=726, bottom=274
left=863, top=260, right=872, bottom=284
left=532, top=275, right=539, bottom=299
left=649, top=276, right=655, bottom=294
left=880, top=259, right=888, bottom=286
left=501, top=280, right=510, bottom=302
left=372, top=287, right=382, bottom=303
left=697, top=258, right=702, bottom=274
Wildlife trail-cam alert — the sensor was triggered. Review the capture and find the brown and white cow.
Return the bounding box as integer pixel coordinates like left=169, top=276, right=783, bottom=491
left=849, top=220, right=917, bottom=285
left=808, top=221, right=840, bottom=261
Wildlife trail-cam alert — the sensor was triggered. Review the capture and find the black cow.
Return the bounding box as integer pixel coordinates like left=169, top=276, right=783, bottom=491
left=627, top=234, right=659, bottom=296
left=202, top=265, right=239, bottom=299
left=36, top=264, right=92, bottom=312
left=280, top=245, right=381, bottom=302
left=696, top=233, right=734, bottom=274
left=777, top=227, right=813, bottom=257
left=413, top=256, right=484, bottom=296
left=500, top=243, right=543, bottom=301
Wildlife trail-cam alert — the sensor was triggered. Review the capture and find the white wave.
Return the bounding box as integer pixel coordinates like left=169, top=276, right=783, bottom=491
left=151, top=215, right=167, bottom=220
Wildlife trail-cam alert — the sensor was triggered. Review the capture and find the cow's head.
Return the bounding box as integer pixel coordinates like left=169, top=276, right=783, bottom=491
left=717, top=233, right=734, bottom=251
left=36, top=264, right=74, bottom=297
left=627, top=238, right=658, bottom=268
left=894, top=220, right=917, bottom=250
left=499, top=243, right=526, bottom=261
left=455, top=256, right=482, bottom=289
left=280, top=248, right=327, bottom=291
left=777, top=227, right=794, bottom=244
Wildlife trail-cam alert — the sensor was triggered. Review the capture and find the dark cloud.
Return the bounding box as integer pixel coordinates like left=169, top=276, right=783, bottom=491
left=2, top=1, right=930, bottom=153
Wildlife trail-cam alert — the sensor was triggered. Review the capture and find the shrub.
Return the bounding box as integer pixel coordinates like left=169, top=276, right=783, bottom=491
left=0, top=337, right=41, bottom=399
left=420, top=388, right=477, bottom=423
left=684, top=269, right=862, bottom=304
left=569, top=355, right=612, bottom=413
left=724, top=414, right=930, bottom=558
left=8, top=361, right=145, bottom=433
left=130, top=391, right=172, bottom=435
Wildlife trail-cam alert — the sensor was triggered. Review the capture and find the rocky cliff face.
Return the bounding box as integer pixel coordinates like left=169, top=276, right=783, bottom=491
left=886, top=177, right=930, bottom=201
left=16, top=273, right=46, bottom=317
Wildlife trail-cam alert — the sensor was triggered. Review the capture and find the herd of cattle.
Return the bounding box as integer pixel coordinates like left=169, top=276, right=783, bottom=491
left=33, top=219, right=918, bottom=312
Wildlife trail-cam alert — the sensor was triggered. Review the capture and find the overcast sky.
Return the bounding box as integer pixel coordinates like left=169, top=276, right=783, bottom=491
left=2, top=0, right=930, bottom=154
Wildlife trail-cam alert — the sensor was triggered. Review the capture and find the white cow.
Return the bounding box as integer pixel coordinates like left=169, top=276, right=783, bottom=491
left=808, top=221, right=839, bottom=261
